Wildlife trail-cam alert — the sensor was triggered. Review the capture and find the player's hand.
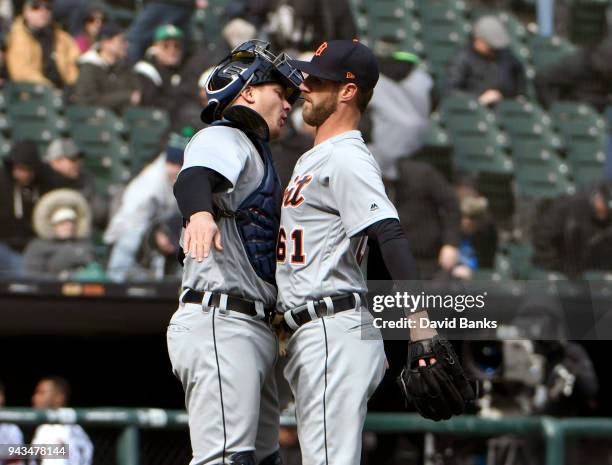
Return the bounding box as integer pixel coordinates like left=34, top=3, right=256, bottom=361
left=478, top=89, right=503, bottom=106
left=438, top=245, right=459, bottom=271
left=183, top=211, right=223, bottom=262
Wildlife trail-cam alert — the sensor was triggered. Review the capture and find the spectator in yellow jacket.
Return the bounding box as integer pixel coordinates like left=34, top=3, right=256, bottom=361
left=6, top=0, right=80, bottom=88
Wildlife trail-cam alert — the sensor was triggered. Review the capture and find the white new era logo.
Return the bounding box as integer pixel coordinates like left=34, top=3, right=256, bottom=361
left=370, top=203, right=379, bottom=211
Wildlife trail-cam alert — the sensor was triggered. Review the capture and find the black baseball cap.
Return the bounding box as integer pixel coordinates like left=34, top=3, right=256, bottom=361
left=288, top=39, right=380, bottom=91
left=97, top=21, right=124, bottom=41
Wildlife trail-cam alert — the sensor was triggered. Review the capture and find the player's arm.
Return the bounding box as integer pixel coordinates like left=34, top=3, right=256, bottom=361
left=174, top=167, right=231, bottom=262
left=174, top=127, right=249, bottom=262
left=363, top=219, right=437, bottom=343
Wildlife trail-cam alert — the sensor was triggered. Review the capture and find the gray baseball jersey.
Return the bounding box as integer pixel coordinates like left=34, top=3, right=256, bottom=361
left=276, top=130, right=399, bottom=311
left=179, top=125, right=276, bottom=307
left=276, top=130, right=394, bottom=465
left=169, top=124, right=282, bottom=464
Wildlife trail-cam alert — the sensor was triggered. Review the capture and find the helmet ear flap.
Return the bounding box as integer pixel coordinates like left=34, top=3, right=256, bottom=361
left=200, top=99, right=220, bottom=124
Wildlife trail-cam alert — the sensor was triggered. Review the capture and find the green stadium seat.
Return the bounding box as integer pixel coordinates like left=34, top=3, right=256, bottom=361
left=528, top=268, right=568, bottom=280
left=453, top=136, right=514, bottom=174
left=66, top=105, right=131, bottom=192
left=124, top=107, right=171, bottom=175
left=515, top=164, right=575, bottom=198
left=410, top=116, right=454, bottom=179
left=582, top=270, right=612, bottom=281
left=501, top=118, right=563, bottom=151
left=70, top=125, right=127, bottom=156
left=549, top=101, right=599, bottom=124
left=496, top=99, right=552, bottom=124
left=4, top=82, right=63, bottom=111
left=527, top=34, right=577, bottom=71
left=366, top=2, right=423, bottom=51
left=565, top=137, right=606, bottom=163
left=511, top=142, right=568, bottom=174
left=7, top=100, right=66, bottom=153
left=367, top=1, right=409, bottom=18
left=417, top=0, right=467, bottom=24
left=440, top=95, right=497, bottom=127
left=423, top=116, right=451, bottom=147
left=422, top=22, right=468, bottom=45
left=472, top=253, right=514, bottom=281
left=564, top=135, right=606, bottom=187
left=504, top=242, right=533, bottom=280
left=572, top=164, right=605, bottom=187
left=65, top=105, right=126, bottom=134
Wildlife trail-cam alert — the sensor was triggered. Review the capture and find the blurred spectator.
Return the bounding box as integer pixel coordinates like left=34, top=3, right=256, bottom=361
left=22, top=189, right=94, bottom=279
left=367, top=51, right=432, bottom=181
left=72, top=3, right=106, bottom=53
left=454, top=195, right=498, bottom=279
left=226, top=0, right=274, bottom=31
left=0, top=32, right=8, bottom=88
left=223, top=17, right=257, bottom=50
left=134, top=24, right=193, bottom=125
left=73, top=22, right=141, bottom=114
left=268, top=0, right=357, bottom=51
left=138, top=213, right=183, bottom=280
left=535, top=341, right=598, bottom=416
left=0, top=380, right=25, bottom=465
left=6, top=0, right=80, bottom=88
left=31, top=376, right=93, bottom=465
left=103, top=131, right=188, bottom=282
left=0, top=0, right=13, bottom=29
left=533, top=180, right=612, bottom=278
left=127, top=0, right=201, bottom=64
left=44, top=138, right=108, bottom=227
left=0, top=141, right=55, bottom=274
left=395, top=160, right=462, bottom=279
left=445, top=15, right=526, bottom=106
left=270, top=105, right=315, bottom=188
left=535, top=35, right=612, bottom=112
left=52, top=0, right=103, bottom=36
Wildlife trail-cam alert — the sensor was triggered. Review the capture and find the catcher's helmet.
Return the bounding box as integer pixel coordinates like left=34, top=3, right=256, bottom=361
left=201, top=40, right=303, bottom=123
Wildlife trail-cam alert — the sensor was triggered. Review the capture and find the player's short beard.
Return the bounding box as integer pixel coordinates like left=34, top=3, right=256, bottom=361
left=302, top=89, right=339, bottom=127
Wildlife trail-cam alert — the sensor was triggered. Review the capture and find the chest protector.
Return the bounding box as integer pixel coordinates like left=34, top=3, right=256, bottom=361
left=212, top=119, right=282, bottom=286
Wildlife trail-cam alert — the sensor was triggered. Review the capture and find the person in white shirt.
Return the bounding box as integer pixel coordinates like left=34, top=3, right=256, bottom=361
left=31, top=377, right=93, bottom=465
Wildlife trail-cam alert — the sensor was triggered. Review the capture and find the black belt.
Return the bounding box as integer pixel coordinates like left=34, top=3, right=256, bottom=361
left=279, top=294, right=363, bottom=332
left=182, top=289, right=274, bottom=324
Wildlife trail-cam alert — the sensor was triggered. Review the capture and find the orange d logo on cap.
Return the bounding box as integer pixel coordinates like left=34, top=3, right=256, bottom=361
left=346, top=71, right=356, bottom=79
left=314, top=42, right=328, bottom=56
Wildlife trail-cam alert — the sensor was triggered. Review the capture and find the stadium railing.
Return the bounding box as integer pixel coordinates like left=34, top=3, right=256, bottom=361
left=1, top=408, right=612, bottom=465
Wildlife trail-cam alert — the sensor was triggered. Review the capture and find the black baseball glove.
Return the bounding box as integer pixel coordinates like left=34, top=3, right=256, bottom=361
left=397, top=336, right=477, bottom=421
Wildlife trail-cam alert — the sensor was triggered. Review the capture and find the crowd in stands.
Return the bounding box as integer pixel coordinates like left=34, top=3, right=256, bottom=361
left=0, top=376, right=93, bottom=465
left=0, top=0, right=610, bottom=282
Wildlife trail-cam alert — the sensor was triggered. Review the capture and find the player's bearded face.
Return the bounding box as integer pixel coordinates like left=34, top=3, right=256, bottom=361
left=302, top=86, right=339, bottom=127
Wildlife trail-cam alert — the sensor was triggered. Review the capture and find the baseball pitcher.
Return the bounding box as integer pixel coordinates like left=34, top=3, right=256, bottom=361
left=275, top=40, right=476, bottom=465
